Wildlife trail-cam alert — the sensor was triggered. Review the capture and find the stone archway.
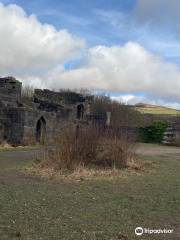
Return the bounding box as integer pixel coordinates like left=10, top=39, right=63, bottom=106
left=36, top=116, right=46, bottom=144
left=77, top=104, right=84, bottom=119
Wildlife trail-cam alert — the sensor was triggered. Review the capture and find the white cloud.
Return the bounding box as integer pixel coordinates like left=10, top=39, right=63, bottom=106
left=111, top=95, right=145, bottom=105
left=94, top=8, right=180, bottom=64
left=47, top=42, right=180, bottom=103
left=0, top=3, right=85, bottom=78
left=0, top=3, right=180, bottom=108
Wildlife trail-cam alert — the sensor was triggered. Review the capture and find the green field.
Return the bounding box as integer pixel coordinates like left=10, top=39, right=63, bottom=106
left=0, top=144, right=180, bottom=239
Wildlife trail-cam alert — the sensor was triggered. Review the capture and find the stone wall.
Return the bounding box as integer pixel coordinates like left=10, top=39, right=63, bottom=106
left=0, top=77, right=22, bottom=106
left=34, top=89, right=86, bottom=105
left=163, top=123, right=180, bottom=145
left=0, top=77, right=91, bottom=145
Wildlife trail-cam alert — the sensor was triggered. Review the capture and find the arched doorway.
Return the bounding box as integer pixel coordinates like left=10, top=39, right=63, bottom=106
left=36, top=117, right=46, bottom=144
left=77, top=104, right=84, bottom=119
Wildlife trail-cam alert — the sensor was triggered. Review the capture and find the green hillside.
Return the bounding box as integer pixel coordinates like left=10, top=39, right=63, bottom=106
left=134, top=103, right=180, bottom=115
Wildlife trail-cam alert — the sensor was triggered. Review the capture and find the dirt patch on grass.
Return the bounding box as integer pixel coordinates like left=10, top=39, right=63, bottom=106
left=136, top=143, right=180, bottom=157
left=0, top=170, right=42, bottom=186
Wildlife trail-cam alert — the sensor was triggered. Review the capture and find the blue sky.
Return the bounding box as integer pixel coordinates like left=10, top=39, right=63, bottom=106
left=0, top=0, right=180, bottom=108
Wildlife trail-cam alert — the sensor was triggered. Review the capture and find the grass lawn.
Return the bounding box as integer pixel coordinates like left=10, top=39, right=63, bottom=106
left=0, top=144, right=180, bottom=239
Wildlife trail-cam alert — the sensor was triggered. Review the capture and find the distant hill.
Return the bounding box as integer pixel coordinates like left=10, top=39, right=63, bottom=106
left=131, top=103, right=180, bottom=115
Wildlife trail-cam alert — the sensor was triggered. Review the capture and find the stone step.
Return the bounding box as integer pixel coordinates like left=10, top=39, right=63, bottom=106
left=164, top=131, right=174, bottom=135
left=166, top=127, right=173, bottom=131
left=162, top=141, right=174, bottom=145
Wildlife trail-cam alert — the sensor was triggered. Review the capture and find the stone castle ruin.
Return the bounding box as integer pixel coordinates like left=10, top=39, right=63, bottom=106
left=1, top=76, right=179, bottom=146
left=0, top=76, right=94, bottom=145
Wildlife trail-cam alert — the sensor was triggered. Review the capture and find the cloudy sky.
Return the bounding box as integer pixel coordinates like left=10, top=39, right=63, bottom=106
left=0, top=0, right=180, bottom=108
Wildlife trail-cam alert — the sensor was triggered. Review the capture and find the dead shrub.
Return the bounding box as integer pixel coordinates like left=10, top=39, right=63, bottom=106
left=93, top=128, right=126, bottom=168
left=40, top=125, right=98, bottom=170
left=22, top=84, right=34, bottom=103
left=38, top=124, right=136, bottom=171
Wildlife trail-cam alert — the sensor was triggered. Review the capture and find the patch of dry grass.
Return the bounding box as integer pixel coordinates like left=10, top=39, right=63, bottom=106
left=0, top=142, right=37, bottom=151
left=26, top=154, right=146, bottom=182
